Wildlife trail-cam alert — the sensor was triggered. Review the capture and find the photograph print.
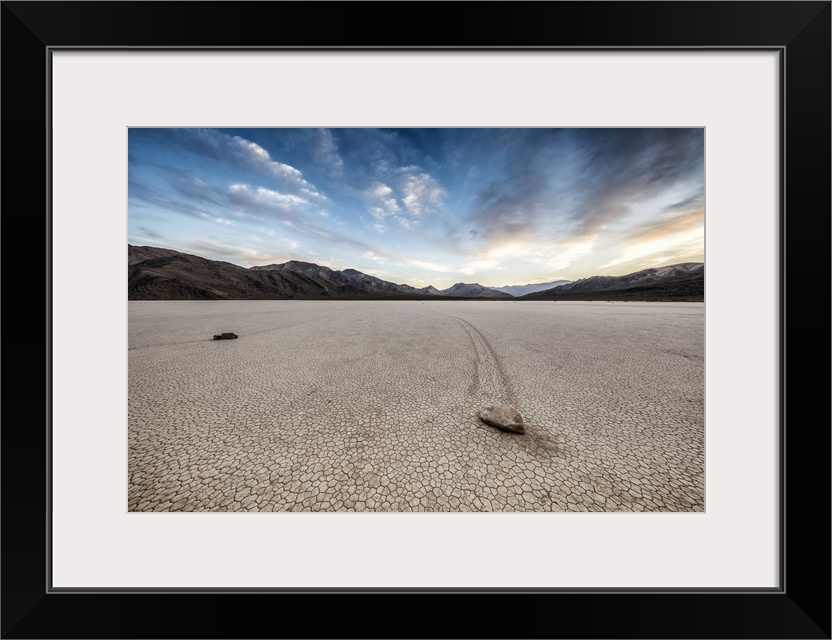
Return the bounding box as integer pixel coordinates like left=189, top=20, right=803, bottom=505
left=128, top=127, right=704, bottom=513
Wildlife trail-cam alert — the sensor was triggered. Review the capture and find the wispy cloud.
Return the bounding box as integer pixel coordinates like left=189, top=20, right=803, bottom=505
left=138, top=226, right=163, bottom=239
left=177, top=129, right=326, bottom=200
left=363, top=251, right=386, bottom=264
left=186, top=239, right=252, bottom=259
left=600, top=226, right=703, bottom=270
left=398, top=166, right=445, bottom=217
left=661, top=185, right=705, bottom=215
left=399, top=258, right=455, bottom=273
left=230, top=183, right=309, bottom=207
left=626, top=208, right=704, bottom=244
left=364, top=181, right=400, bottom=219
left=312, top=128, right=345, bottom=178
left=566, top=129, right=703, bottom=235
left=129, top=176, right=219, bottom=220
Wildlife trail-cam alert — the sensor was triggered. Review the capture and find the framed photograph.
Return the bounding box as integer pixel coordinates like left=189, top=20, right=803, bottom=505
left=125, top=124, right=707, bottom=518
left=3, top=2, right=829, bottom=638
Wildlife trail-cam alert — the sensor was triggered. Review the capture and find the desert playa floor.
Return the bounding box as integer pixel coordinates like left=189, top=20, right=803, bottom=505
left=128, top=300, right=704, bottom=512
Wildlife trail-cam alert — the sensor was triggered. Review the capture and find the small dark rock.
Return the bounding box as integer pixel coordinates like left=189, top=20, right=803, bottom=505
left=213, top=333, right=238, bottom=340
left=479, top=405, right=525, bottom=434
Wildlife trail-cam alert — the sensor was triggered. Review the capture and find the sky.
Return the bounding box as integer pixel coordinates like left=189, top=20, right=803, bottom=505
left=128, top=128, right=704, bottom=288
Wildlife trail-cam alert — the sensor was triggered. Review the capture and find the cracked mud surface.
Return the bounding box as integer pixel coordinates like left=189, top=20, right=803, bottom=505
left=129, top=300, right=704, bottom=512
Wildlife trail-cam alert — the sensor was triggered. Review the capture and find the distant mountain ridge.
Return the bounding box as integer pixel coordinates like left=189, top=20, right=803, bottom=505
left=128, top=246, right=507, bottom=300
left=128, top=245, right=703, bottom=302
left=442, top=283, right=512, bottom=298
left=251, top=261, right=440, bottom=296
left=128, top=248, right=365, bottom=300
left=522, top=263, right=704, bottom=301
left=493, top=280, right=571, bottom=297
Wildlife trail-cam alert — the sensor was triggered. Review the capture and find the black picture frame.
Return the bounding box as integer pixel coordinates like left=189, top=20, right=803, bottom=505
left=2, top=2, right=829, bottom=638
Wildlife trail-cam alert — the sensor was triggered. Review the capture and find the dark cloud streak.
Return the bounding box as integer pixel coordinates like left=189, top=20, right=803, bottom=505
left=662, top=185, right=705, bottom=214
left=570, top=128, right=704, bottom=233
left=462, top=128, right=704, bottom=248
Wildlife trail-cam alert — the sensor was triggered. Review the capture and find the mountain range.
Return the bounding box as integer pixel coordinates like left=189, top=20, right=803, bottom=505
left=492, top=280, right=572, bottom=297
left=523, top=263, right=704, bottom=301
left=128, top=245, right=703, bottom=301
left=128, top=245, right=510, bottom=300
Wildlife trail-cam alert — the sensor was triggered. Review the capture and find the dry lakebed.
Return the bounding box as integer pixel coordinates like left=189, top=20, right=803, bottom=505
left=128, top=300, right=704, bottom=512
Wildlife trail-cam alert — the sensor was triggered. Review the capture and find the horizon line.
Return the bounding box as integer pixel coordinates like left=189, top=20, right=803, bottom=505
left=128, top=243, right=704, bottom=290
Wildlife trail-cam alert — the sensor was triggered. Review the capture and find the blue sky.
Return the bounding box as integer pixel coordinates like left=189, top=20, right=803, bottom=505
left=128, top=128, right=704, bottom=288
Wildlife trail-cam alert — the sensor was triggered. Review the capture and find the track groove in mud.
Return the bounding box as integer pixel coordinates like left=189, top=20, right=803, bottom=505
left=428, top=306, right=516, bottom=406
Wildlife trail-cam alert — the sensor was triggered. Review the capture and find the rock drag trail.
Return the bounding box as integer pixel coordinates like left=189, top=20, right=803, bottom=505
left=128, top=300, right=704, bottom=512
left=427, top=305, right=516, bottom=406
